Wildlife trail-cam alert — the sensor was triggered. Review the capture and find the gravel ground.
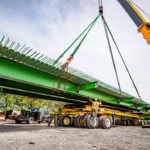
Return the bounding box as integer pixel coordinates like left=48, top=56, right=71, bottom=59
left=0, top=121, right=150, bottom=150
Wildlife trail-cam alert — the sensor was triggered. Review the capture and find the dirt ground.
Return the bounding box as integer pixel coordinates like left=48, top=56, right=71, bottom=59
left=0, top=121, right=150, bottom=150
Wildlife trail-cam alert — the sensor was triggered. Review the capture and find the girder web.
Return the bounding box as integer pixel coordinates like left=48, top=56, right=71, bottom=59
left=0, top=35, right=143, bottom=102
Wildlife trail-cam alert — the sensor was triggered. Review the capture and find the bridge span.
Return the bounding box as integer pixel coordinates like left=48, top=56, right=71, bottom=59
left=0, top=36, right=149, bottom=111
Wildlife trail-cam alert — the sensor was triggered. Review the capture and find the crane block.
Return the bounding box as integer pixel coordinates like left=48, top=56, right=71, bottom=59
left=138, top=23, right=150, bottom=44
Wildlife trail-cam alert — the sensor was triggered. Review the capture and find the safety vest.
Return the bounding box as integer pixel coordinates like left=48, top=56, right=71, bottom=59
left=51, top=106, right=59, bottom=114
left=54, top=107, right=59, bottom=113
left=50, top=111, right=55, bottom=115
left=92, top=101, right=99, bottom=110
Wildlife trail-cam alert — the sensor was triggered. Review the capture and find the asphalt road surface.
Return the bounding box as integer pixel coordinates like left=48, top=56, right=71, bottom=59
left=0, top=121, right=150, bottom=150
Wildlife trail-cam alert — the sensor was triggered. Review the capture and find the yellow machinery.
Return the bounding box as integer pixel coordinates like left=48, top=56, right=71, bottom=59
left=117, top=0, right=150, bottom=44
left=52, top=1, right=150, bottom=129
left=57, top=103, right=144, bottom=129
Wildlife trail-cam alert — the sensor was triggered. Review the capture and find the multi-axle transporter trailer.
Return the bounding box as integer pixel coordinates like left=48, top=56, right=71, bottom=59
left=57, top=103, right=145, bottom=129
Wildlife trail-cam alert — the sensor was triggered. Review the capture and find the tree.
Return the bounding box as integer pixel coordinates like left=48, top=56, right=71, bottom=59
left=0, top=93, right=65, bottom=114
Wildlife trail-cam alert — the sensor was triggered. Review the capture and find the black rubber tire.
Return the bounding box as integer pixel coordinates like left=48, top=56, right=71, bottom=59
left=130, top=120, right=134, bottom=126
left=15, top=119, right=21, bottom=124
left=27, top=117, right=34, bottom=124
left=116, top=119, right=122, bottom=125
left=61, top=115, right=71, bottom=127
left=127, top=120, right=130, bottom=126
left=76, top=116, right=84, bottom=128
left=86, top=115, right=98, bottom=129
left=83, top=114, right=89, bottom=128
left=100, top=116, right=112, bottom=129
left=123, top=120, right=127, bottom=126
left=121, top=120, right=125, bottom=125
left=98, top=116, right=106, bottom=127
left=74, top=116, right=78, bottom=127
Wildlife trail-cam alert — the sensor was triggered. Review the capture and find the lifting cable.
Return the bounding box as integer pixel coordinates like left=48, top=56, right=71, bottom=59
left=99, top=0, right=122, bottom=93
left=99, top=0, right=142, bottom=99
left=52, top=15, right=100, bottom=66
left=61, top=14, right=100, bottom=71
left=102, top=15, right=142, bottom=99
left=129, top=0, right=150, bottom=21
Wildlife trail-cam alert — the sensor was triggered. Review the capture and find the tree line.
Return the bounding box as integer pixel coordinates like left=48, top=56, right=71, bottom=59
left=0, top=94, right=64, bottom=114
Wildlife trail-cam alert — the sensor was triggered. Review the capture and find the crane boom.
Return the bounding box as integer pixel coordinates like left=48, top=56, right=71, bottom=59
left=117, top=0, right=150, bottom=44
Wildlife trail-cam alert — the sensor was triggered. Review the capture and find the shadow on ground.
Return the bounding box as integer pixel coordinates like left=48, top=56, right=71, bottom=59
left=0, top=121, right=55, bottom=133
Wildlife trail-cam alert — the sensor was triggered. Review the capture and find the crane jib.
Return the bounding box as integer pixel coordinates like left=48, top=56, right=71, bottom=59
left=117, top=0, right=144, bottom=27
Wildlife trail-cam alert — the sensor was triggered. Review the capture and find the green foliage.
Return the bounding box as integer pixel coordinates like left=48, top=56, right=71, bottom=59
left=0, top=94, right=65, bottom=114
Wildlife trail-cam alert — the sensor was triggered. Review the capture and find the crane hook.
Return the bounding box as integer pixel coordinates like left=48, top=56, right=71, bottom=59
left=98, top=0, right=103, bottom=14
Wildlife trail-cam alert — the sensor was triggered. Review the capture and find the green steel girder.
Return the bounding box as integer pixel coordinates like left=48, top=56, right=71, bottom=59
left=0, top=56, right=142, bottom=110
left=107, top=99, right=118, bottom=103
left=80, top=82, right=98, bottom=90
left=2, top=88, right=139, bottom=112
left=120, top=98, right=133, bottom=103
left=0, top=57, right=117, bottom=102
left=140, top=115, right=150, bottom=119
left=138, top=104, right=150, bottom=108
left=0, top=39, right=149, bottom=111
left=0, top=87, right=3, bottom=93
left=0, top=44, right=145, bottom=101
left=66, top=82, right=98, bottom=92
left=2, top=88, right=84, bottom=104
left=119, top=98, right=145, bottom=105
left=0, top=78, right=88, bottom=103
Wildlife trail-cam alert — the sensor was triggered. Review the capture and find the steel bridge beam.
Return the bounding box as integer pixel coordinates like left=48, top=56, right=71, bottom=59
left=0, top=56, right=146, bottom=110
left=0, top=57, right=116, bottom=102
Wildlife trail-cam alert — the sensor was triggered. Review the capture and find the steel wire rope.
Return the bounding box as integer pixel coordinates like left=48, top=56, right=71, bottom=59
left=102, top=15, right=142, bottom=99
left=101, top=15, right=122, bottom=93
left=129, top=0, right=150, bottom=21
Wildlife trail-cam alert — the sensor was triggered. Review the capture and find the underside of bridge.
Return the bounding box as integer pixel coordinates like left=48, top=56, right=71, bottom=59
left=0, top=36, right=149, bottom=112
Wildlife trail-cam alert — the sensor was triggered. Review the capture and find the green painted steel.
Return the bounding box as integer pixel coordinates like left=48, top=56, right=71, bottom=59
left=0, top=36, right=149, bottom=111
left=0, top=88, right=3, bottom=93
left=140, top=115, right=150, bottom=119
left=66, top=82, right=98, bottom=92
left=0, top=57, right=116, bottom=102
left=120, top=98, right=133, bottom=102
left=80, top=82, right=98, bottom=90
left=138, top=104, right=150, bottom=107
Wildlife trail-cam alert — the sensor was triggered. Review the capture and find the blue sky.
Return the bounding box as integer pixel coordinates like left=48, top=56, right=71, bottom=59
left=0, top=0, right=150, bottom=103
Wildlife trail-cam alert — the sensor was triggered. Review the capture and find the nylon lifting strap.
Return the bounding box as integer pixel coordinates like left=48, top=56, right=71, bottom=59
left=102, top=15, right=142, bottom=99
left=61, top=14, right=101, bottom=71
left=52, top=15, right=100, bottom=66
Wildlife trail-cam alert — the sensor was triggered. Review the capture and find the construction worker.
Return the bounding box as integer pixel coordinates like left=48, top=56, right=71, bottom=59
left=89, top=98, right=101, bottom=117
left=48, top=103, right=59, bottom=127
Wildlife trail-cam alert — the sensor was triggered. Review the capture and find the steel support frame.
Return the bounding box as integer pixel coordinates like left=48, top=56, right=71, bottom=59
left=0, top=56, right=143, bottom=110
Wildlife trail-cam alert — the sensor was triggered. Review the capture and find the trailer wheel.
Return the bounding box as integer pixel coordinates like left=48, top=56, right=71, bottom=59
left=76, top=116, right=84, bottom=128
left=74, top=116, right=78, bottom=127
left=61, top=116, right=71, bottom=127
left=98, top=116, right=106, bottom=127
left=86, top=115, right=98, bottom=129
left=100, top=116, right=111, bottom=129
left=83, top=114, right=89, bottom=128
left=15, top=119, right=21, bottom=124
left=27, top=117, right=34, bottom=124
